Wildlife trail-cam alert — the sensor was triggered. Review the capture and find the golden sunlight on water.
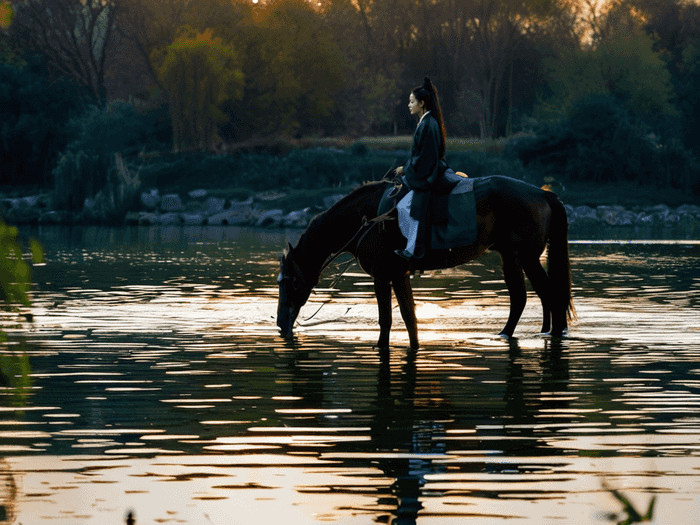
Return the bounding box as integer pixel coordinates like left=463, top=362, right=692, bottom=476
left=0, top=227, right=698, bottom=524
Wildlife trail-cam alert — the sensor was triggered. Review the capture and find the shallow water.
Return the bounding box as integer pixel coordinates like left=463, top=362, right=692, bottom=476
left=1, top=226, right=699, bottom=524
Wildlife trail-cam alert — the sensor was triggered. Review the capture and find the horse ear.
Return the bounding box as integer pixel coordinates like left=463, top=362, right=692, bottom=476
left=285, top=242, right=294, bottom=255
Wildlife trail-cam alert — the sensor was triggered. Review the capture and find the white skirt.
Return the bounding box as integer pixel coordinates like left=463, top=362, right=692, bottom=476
left=397, top=191, right=418, bottom=255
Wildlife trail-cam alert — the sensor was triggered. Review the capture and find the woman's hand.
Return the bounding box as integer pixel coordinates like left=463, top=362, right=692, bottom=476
left=395, top=166, right=404, bottom=175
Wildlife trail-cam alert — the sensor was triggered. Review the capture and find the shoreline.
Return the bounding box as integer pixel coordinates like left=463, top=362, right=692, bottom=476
left=3, top=186, right=700, bottom=241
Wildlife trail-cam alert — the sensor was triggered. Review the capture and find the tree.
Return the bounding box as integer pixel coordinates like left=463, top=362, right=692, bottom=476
left=157, top=28, right=243, bottom=151
left=224, top=0, right=344, bottom=139
left=10, top=0, right=118, bottom=103
left=536, top=30, right=678, bottom=122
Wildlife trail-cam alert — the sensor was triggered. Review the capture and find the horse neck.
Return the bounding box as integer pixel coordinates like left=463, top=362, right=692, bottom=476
left=295, top=184, right=384, bottom=286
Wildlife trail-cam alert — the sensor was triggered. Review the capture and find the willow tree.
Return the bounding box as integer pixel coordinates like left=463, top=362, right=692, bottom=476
left=157, top=28, right=243, bottom=151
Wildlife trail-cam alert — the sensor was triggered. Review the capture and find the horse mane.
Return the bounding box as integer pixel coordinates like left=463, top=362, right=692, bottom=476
left=303, top=181, right=388, bottom=241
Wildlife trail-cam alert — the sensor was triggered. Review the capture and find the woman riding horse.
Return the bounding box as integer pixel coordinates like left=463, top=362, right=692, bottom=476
left=394, top=77, right=451, bottom=261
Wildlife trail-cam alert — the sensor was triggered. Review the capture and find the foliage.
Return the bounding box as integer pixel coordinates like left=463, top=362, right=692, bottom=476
left=0, top=1, right=13, bottom=29
left=0, top=61, right=85, bottom=186
left=0, top=221, right=41, bottom=310
left=135, top=147, right=533, bottom=194
left=156, top=27, right=243, bottom=151
left=536, top=31, right=678, bottom=123
left=10, top=0, right=117, bottom=103
left=603, top=481, right=655, bottom=525
left=65, top=100, right=170, bottom=156
left=678, top=44, right=700, bottom=156
left=52, top=150, right=111, bottom=211
left=51, top=100, right=166, bottom=211
left=507, top=94, right=700, bottom=193
left=221, top=0, right=344, bottom=140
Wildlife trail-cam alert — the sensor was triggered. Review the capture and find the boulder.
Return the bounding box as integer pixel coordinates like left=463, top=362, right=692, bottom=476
left=573, top=205, right=597, bottom=221
left=677, top=204, right=700, bottom=217
left=157, top=213, right=181, bottom=225
left=39, top=211, right=63, bottom=224
left=203, top=197, right=226, bottom=215
left=188, top=189, right=208, bottom=200
left=207, top=205, right=252, bottom=226
left=181, top=213, right=206, bottom=225
left=597, top=205, right=635, bottom=226
left=282, top=208, right=312, bottom=228
left=137, top=212, right=158, bottom=225
left=5, top=206, right=40, bottom=224
left=141, top=190, right=160, bottom=210
left=160, top=193, right=184, bottom=212
left=255, top=209, right=284, bottom=227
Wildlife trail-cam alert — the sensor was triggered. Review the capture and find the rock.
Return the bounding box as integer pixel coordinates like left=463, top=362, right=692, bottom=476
left=156, top=213, right=181, bottom=225
left=573, top=205, right=597, bottom=221
left=160, top=193, right=184, bottom=212
left=141, top=190, right=160, bottom=210
left=82, top=192, right=116, bottom=222
left=20, top=195, right=41, bottom=208
left=188, top=189, right=208, bottom=200
left=255, top=191, right=286, bottom=201
left=322, top=194, right=345, bottom=208
left=39, top=211, right=62, bottom=224
left=180, top=213, right=206, bottom=225
left=282, top=208, right=312, bottom=228
left=202, top=197, right=226, bottom=215
left=207, top=207, right=252, bottom=226
left=137, top=212, right=158, bottom=225
left=255, top=209, right=284, bottom=227
left=5, top=206, right=40, bottom=224
left=564, top=204, right=575, bottom=221
left=597, top=205, right=635, bottom=226
left=1, top=198, right=19, bottom=210
left=677, top=204, right=700, bottom=217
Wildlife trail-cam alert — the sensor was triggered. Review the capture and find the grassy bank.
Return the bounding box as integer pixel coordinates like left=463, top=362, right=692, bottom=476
left=130, top=144, right=695, bottom=211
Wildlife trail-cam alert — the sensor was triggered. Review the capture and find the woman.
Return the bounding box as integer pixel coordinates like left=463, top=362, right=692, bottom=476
left=394, top=77, right=449, bottom=260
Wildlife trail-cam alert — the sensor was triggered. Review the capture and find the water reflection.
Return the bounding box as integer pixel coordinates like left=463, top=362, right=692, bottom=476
left=0, top=226, right=698, bottom=523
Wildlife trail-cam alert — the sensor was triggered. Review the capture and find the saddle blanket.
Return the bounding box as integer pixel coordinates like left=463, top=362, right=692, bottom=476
left=379, top=170, right=479, bottom=250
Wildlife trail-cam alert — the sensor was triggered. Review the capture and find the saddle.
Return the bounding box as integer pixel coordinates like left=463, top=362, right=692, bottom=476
left=378, top=170, right=479, bottom=250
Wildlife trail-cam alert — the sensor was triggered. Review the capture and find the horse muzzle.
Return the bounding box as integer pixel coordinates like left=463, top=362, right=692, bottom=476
left=277, top=305, right=299, bottom=337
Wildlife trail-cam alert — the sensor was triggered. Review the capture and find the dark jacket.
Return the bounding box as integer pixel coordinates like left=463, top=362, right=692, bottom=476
left=403, top=112, right=447, bottom=222
left=403, top=112, right=443, bottom=192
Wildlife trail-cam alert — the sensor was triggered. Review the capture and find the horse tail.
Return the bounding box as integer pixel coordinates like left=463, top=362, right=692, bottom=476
left=544, top=191, right=576, bottom=322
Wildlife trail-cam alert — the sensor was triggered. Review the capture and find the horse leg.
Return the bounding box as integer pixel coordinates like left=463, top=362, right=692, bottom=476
left=500, top=253, right=527, bottom=338
left=374, top=278, right=393, bottom=350
left=522, top=256, right=552, bottom=334
left=392, top=272, right=420, bottom=350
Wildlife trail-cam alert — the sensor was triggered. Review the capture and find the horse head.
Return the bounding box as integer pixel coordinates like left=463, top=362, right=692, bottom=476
left=277, top=242, right=312, bottom=337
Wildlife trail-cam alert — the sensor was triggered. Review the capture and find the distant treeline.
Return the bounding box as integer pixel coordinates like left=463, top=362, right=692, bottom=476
left=1, top=0, right=700, bottom=197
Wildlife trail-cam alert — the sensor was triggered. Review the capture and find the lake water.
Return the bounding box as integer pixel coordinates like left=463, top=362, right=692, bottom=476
left=1, top=225, right=700, bottom=524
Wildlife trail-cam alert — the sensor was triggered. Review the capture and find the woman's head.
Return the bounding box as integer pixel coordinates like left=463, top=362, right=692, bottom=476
left=410, top=77, right=446, bottom=157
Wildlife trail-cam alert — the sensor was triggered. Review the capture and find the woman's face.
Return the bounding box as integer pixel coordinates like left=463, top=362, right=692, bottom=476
left=408, top=93, right=425, bottom=116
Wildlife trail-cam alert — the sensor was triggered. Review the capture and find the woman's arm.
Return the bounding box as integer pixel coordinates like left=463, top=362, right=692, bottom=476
left=402, top=117, right=441, bottom=191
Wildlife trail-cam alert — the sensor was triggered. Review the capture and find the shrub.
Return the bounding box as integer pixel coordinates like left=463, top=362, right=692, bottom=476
left=0, top=61, right=85, bottom=187
left=506, top=94, right=700, bottom=192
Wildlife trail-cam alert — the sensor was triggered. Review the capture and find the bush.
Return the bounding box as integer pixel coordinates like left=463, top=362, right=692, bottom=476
left=506, top=94, right=700, bottom=192
left=0, top=221, right=41, bottom=310
left=0, top=61, right=85, bottom=187
left=65, top=100, right=170, bottom=157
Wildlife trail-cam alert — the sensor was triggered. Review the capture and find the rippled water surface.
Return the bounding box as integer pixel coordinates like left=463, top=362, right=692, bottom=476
left=2, top=226, right=700, bottom=524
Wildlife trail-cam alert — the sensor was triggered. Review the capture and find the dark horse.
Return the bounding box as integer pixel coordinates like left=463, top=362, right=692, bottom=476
left=277, top=176, right=575, bottom=349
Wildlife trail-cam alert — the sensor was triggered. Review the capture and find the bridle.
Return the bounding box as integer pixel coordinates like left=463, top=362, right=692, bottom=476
left=278, top=169, right=404, bottom=322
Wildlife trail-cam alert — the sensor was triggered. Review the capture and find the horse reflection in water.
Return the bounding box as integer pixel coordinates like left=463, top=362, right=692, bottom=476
left=279, top=336, right=570, bottom=524
left=277, top=176, right=575, bottom=349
